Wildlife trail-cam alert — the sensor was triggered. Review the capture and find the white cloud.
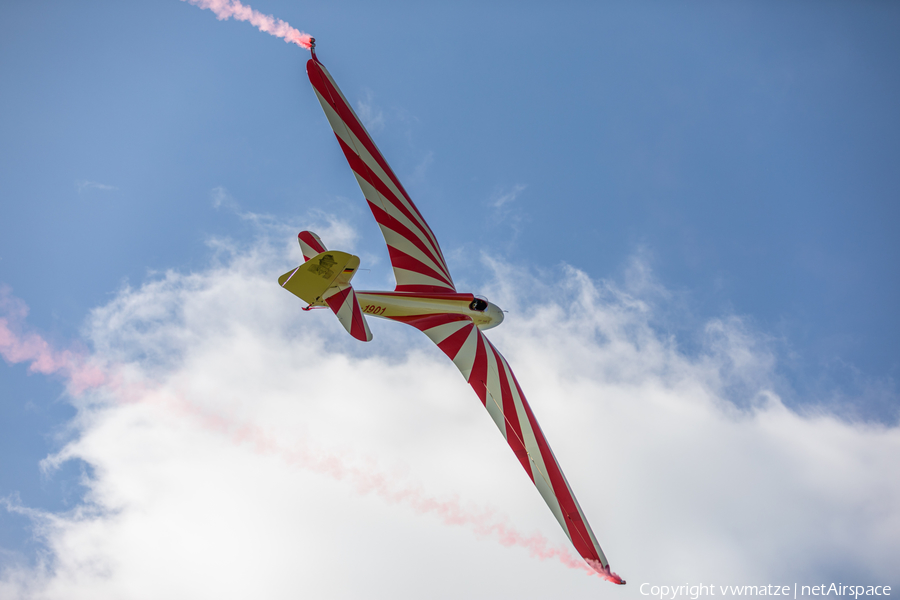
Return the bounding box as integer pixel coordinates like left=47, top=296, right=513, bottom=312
left=209, top=185, right=238, bottom=211
left=410, top=150, right=433, bottom=183
left=356, top=89, right=385, bottom=134
left=1, top=224, right=899, bottom=599
left=490, top=183, right=527, bottom=209
left=484, top=184, right=529, bottom=252
left=75, top=181, right=118, bottom=194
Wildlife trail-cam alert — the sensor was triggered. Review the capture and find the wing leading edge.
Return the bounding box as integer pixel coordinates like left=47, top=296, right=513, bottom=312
left=307, top=56, right=456, bottom=294
left=405, top=313, right=623, bottom=583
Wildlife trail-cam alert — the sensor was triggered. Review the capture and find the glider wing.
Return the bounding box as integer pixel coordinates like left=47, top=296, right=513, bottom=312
left=307, top=57, right=456, bottom=294
left=405, top=313, right=618, bottom=580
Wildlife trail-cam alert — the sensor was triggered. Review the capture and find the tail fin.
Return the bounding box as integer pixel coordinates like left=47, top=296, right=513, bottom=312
left=280, top=234, right=372, bottom=342
left=298, top=231, right=327, bottom=262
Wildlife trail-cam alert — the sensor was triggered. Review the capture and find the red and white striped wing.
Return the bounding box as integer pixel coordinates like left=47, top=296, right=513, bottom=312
left=307, top=57, right=456, bottom=294
left=405, top=313, right=613, bottom=573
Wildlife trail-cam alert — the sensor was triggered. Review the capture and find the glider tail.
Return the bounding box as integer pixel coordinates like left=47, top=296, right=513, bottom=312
left=298, top=230, right=327, bottom=262
left=279, top=231, right=373, bottom=342
left=323, top=284, right=372, bottom=342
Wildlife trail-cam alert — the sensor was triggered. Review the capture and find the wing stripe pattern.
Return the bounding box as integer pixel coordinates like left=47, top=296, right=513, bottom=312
left=298, top=231, right=327, bottom=262
left=330, top=133, right=447, bottom=275
left=309, top=62, right=430, bottom=240
left=408, top=316, right=611, bottom=570
left=490, top=346, right=531, bottom=478
left=366, top=200, right=454, bottom=287
left=436, top=322, right=475, bottom=359
left=420, top=316, right=471, bottom=344
left=324, top=284, right=373, bottom=342
left=502, top=351, right=601, bottom=563
left=337, top=139, right=445, bottom=280
left=308, top=58, right=455, bottom=293
left=483, top=341, right=508, bottom=435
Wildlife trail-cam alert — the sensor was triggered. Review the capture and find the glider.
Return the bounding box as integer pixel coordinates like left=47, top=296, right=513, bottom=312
left=280, top=40, right=624, bottom=585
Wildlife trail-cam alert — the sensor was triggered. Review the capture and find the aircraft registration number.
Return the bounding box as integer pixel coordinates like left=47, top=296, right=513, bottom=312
left=362, top=304, right=386, bottom=316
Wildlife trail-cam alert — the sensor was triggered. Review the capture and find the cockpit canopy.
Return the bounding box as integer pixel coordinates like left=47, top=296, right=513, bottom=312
left=469, top=297, right=489, bottom=312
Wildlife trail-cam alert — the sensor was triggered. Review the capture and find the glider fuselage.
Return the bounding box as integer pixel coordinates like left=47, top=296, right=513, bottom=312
left=355, top=291, right=504, bottom=330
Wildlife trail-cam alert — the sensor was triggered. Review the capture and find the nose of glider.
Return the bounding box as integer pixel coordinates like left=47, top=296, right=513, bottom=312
left=481, top=301, right=504, bottom=330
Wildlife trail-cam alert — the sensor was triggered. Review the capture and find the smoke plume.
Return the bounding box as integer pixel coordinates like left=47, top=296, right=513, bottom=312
left=182, top=0, right=312, bottom=48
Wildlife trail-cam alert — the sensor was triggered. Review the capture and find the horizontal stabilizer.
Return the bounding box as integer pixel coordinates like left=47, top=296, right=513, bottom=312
left=324, top=284, right=373, bottom=342
left=278, top=250, right=359, bottom=306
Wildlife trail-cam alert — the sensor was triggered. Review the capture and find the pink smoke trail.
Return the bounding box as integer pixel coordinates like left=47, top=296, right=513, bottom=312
left=182, top=0, right=313, bottom=49
left=0, top=287, right=106, bottom=394
left=165, top=394, right=622, bottom=581
left=0, top=289, right=622, bottom=583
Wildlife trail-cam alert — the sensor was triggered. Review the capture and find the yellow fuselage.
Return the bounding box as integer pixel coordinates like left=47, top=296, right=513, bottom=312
left=356, top=291, right=504, bottom=330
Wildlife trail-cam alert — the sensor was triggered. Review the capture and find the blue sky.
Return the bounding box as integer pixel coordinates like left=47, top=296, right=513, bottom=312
left=1, top=1, right=899, bottom=596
